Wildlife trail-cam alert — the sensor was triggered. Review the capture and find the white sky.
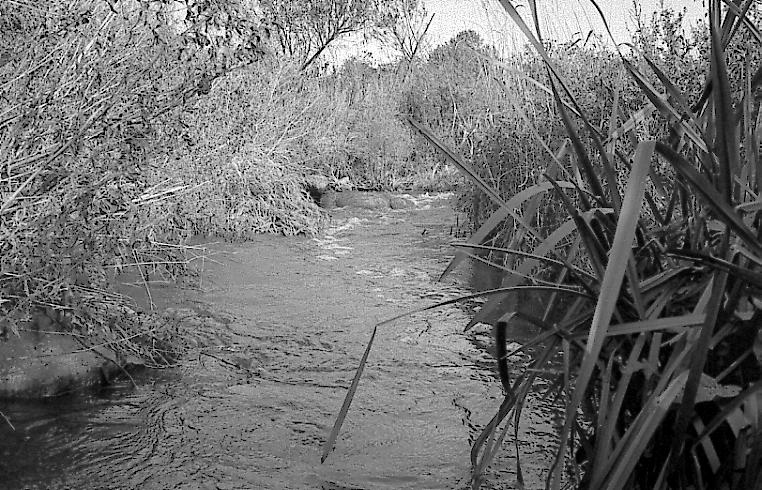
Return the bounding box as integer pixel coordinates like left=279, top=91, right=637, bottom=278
left=423, top=0, right=707, bottom=51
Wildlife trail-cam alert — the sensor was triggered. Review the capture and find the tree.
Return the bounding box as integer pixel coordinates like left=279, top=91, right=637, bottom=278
left=377, top=0, right=434, bottom=67
left=260, top=0, right=407, bottom=70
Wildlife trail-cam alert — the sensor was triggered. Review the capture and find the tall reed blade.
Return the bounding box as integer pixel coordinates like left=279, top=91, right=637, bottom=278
left=321, top=326, right=378, bottom=463
left=550, top=141, right=655, bottom=489
left=407, top=116, right=539, bottom=238
left=711, top=0, right=741, bottom=204
left=656, top=143, right=762, bottom=256
left=439, top=182, right=571, bottom=281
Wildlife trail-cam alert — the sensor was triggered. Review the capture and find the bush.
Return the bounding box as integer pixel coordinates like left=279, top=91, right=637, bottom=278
left=161, top=63, right=332, bottom=238
left=0, top=0, right=266, bottom=355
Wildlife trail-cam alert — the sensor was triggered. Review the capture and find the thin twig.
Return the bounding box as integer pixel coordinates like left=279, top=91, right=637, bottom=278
left=0, top=410, right=15, bottom=431
left=132, top=248, right=154, bottom=311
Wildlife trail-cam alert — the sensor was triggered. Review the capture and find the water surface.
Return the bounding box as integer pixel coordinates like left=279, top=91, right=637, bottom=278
left=1, top=194, right=560, bottom=489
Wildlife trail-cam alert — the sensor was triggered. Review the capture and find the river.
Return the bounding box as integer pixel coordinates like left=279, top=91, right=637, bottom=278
left=0, top=194, right=560, bottom=489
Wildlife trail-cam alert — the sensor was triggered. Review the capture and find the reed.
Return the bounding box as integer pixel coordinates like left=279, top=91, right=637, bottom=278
left=324, top=2, right=762, bottom=488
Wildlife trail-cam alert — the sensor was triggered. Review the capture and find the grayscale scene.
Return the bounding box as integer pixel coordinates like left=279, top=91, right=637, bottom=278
left=1, top=0, right=761, bottom=488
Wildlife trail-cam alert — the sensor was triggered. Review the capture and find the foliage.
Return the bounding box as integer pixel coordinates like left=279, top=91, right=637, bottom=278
left=260, top=0, right=408, bottom=70
left=374, top=0, right=434, bottom=67
left=163, top=61, right=331, bottom=238
left=323, top=2, right=762, bottom=490
left=0, top=0, right=447, bottom=357
left=0, top=0, right=267, bottom=354
left=311, top=59, right=459, bottom=191
left=442, top=1, right=762, bottom=488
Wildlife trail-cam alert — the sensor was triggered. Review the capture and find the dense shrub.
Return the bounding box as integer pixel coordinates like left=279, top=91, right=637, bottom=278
left=404, top=5, right=762, bottom=489
left=324, top=60, right=461, bottom=190
left=323, top=4, right=762, bottom=489
left=0, top=0, right=265, bottom=345
left=161, top=62, right=332, bottom=238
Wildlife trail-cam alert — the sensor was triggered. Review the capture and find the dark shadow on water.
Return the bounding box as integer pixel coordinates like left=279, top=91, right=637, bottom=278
left=0, top=370, right=177, bottom=489
left=466, top=256, right=577, bottom=328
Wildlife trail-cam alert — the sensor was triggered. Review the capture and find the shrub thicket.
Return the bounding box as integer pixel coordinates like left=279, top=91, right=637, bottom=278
left=0, top=0, right=269, bottom=352
left=162, top=62, right=335, bottom=238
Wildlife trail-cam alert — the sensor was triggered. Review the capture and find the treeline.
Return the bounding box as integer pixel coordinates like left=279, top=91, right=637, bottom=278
left=315, top=7, right=727, bottom=233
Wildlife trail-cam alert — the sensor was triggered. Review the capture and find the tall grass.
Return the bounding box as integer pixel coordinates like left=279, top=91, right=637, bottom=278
left=323, top=1, right=762, bottom=489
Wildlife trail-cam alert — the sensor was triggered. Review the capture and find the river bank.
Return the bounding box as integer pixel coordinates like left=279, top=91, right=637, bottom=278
left=1, top=193, right=560, bottom=489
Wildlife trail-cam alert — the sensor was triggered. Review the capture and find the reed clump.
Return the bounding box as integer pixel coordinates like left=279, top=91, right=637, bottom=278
left=324, top=2, right=762, bottom=489
left=422, top=3, right=762, bottom=488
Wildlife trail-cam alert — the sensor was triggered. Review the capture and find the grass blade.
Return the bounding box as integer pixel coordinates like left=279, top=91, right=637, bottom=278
left=669, top=270, right=729, bottom=471
left=711, top=2, right=741, bottom=203
left=592, top=332, right=648, bottom=483
left=573, top=313, right=706, bottom=338
left=691, top=379, right=762, bottom=452
left=546, top=176, right=607, bottom=280
left=550, top=141, right=655, bottom=488
left=439, top=181, right=573, bottom=281
left=497, top=77, right=574, bottom=176
left=656, top=142, right=762, bottom=256
left=549, top=77, right=606, bottom=204
left=743, top=51, right=761, bottom=194
left=601, top=371, right=689, bottom=488
left=720, top=0, right=762, bottom=44
left=451, top=242, right=597, bottom=283
left=406, top=117, right=507, bottom=208
left=667, top=248, right=762, bottom=288
left=623, top=58, right=709, bottom=154
left=463, top=218, right=580, bottom=331
left=460, top=250, right=572, bottom=288
left=642, top=54, right=700, bottom=126
left=604, top=105, right=655, bottom=145
left=321, top=326, right=378, bottom=463
left=498, top=0, right=611, bottom=206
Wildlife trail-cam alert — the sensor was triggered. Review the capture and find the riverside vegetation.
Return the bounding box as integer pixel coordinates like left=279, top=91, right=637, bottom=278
left=321, top=2, right=762, bottom=490
left=1, top=0, right=761, bottom=489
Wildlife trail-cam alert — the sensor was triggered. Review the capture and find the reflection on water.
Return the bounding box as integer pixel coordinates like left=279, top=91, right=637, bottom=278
left=0, top=198, right=562, bottom=489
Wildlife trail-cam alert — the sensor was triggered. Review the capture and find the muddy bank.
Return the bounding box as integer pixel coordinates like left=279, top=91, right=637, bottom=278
left=0, top=298, right=176, bottom=399
left=0, top=306, right=151, bottom=399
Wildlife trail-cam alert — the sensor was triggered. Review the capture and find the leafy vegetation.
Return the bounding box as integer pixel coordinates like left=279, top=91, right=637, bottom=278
left=0, top=0, right=445, bottom=356
left=0, top=0, right=451, bottom=364
left=1, top=0, right=275, bottom=357
left=323, top=1, right=762, bottom=489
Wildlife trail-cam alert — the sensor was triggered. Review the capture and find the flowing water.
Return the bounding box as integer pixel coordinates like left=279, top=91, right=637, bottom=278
left=0, top=194, right=561, bottom=489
